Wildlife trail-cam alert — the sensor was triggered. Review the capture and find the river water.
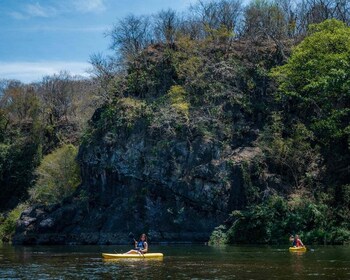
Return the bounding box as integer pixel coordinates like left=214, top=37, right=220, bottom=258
left=0, top=244, right=349, bottom=279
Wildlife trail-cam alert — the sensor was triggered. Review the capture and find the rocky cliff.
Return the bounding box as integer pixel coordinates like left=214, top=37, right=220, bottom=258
left=13, top=40, right=286, bottom=245
left=13, top=130, right=263, bottom=244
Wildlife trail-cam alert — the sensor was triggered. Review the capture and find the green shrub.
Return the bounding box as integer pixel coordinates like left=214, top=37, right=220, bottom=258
left=220, top=194, right=348, bottom=245
left=29, top=144, right=81, bottom=205
left=0, top=204, right=26, bottom=242
left=167, top=85, right=189, bottom=117
left=227, top=195, right=290, bottom=244
left=209, top=225, right=228, bottom=246
left=328, top=228, right=350, bottom=245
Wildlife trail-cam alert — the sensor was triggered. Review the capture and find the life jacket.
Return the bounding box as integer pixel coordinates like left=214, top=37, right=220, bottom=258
left=296, top=239, right=302, bottom=247
left=137, top=241, right=145, bottom=249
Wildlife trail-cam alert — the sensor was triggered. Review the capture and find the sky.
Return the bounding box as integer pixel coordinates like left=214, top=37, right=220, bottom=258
left=0, top=0, right=197, bottom=83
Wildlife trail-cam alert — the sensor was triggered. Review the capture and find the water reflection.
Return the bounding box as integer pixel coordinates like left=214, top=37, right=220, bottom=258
left=290, top=250, right=306, bottom=277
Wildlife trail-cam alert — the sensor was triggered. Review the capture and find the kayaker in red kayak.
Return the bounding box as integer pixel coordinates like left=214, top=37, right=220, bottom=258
left=290, top=234, right=305, bottom=247
left=125, top=233, right=148, bottom=254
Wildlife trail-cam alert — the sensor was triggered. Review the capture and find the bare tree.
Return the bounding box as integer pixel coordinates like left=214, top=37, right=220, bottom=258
left=219, top=0, right=243, bottom=31
left=154, top=9, right=180, bottom=44
left=242, top=0, right=292, bottom=40
left=296, top=0, right=350, bottom=34
left=275, top=0, right=298, bottom=37
left=333, top=0, right=350, bottom=24
left=39, top=71, right=74, bottom=125
left=178, top=16, right=203, bottom=40
left=109, top=14, right=152, bottom=60
left=190, top=0, right=242, bottom=37
left=89, top=53, right=123, bottom=102
left=0, top=79, right=14, bottom=99
left=0, top=81, right=40, bottom=124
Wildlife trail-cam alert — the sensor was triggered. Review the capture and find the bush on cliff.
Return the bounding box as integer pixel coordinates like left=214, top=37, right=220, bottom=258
left=0, top=204, right=26, bottom=242
left=29, top=144, right=81, bottom=205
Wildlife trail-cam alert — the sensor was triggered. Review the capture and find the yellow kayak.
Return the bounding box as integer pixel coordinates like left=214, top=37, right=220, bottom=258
left=102, top=253, right=164, bottom=259
left=289, top=247, right=307, bottom=252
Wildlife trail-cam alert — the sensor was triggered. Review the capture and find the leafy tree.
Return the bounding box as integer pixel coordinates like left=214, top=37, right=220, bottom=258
left=0, top=140, right=41, bottom=209
left=271, top=19, right=350, bottom=182
left=226, top=194, right=335, bottom=244
left=29, top=144, right=81, bottom=205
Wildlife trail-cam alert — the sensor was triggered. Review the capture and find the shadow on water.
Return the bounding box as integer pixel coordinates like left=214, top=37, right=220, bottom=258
left=0, top=244, right=349, bottom=279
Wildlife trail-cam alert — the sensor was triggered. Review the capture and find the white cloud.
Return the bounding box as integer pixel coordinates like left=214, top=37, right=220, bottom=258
left=4, top=25, right=108, bottom=33
left=9, top=11, right=27, bottom=20
left=26, top=2, right=55, bottom=18
left=0, top=61, right=91, bottom=83
left=9, top=0, right=106, bottom=20
left=73, top=0, right=106, bottom=13
left=9, top=2, right=57, bottom=19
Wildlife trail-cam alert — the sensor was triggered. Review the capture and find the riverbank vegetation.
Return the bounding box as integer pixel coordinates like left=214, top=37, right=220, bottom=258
left=1, top=0, right=349, bottom=244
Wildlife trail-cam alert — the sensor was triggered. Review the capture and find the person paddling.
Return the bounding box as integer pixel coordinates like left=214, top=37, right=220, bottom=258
left=125, top=233, right=148, bottom=255
left=290, top=234, right=305, bottom=247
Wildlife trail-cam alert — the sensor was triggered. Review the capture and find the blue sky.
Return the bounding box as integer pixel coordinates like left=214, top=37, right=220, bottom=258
left=0, top=0, right=197, bottom=83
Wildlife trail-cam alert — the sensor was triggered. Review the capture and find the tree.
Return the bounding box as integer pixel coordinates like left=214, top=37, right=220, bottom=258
left=154, top=9, right=180, bottom=44
left=0, top=81, right=41, bottom=125
left=39, top=71, right=74, bottom=124
left=296, top=0, right=350, bottom=34
left=0, top=81, right=42, bottom=211
left=89, top=53, right=122, bottom=102
left=37, top=72, right=99, bottom=151
left=242, top=0, right=292, bottom=40
left=29, top=144, right=81, bottom=205
left=260, top=114, right=321, bottom=189
left=271, top=19, right=350, bottom=182
left=109, top=15, right=152, bottom=60
left=190, top=0, right=242, bottom=38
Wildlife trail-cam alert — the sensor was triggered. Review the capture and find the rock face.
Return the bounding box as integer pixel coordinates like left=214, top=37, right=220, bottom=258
left=13, top=128, right=262, bottom=244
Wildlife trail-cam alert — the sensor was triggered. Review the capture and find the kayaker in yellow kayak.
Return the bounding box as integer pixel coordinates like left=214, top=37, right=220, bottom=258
left=125, top=233, right=148, bottom=255
left=289, top=234, right=305, bottom=247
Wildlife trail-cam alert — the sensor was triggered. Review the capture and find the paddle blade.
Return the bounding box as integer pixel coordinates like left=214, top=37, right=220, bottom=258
left=128, top=232, right=134, bottom=239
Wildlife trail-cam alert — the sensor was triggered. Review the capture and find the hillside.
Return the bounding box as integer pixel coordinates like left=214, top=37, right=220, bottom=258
left=1, top=0, right=349, bottom=245
left=13, top=21, right=350, bottom=245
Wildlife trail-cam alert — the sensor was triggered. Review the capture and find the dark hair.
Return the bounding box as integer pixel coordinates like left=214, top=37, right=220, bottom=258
left=140, top=233, right=148, bottom=242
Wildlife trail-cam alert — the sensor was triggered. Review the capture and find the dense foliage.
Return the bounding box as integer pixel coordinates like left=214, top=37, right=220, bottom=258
left=0, top=74, right=99, bottom=211
left=210, top=192, right=350, bottom=245
left=220, top=18, right=350, bottom=245
left=0, top=74, right=99, bottom=242
left=271, top=19, right=350, bottom=182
